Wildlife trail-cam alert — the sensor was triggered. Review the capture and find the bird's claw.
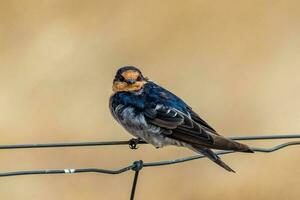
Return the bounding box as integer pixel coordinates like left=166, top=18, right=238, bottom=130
left=129, top=138, right=140, bottom=150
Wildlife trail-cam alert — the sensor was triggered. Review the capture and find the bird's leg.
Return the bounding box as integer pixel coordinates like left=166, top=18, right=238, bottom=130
left=129, top=138, right=142, bottom=150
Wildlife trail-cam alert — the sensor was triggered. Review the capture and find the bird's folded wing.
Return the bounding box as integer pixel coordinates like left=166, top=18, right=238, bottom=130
left=187, top=108, right=219, bottom=135
left=144, top=106, right=214, bottom=145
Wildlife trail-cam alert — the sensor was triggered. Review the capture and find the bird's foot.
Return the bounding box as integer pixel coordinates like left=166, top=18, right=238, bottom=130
left=129, top=138, right=141, bottom=150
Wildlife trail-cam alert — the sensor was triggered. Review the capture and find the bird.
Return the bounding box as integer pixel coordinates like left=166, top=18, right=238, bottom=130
left=109, top=66, right=253, bottom=172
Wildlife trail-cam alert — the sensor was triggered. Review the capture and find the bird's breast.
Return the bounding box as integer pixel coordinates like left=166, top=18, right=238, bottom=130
left=117, top=106, right=175, bottom=147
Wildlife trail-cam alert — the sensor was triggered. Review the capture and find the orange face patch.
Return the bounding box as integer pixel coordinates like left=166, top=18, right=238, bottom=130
left=113, top=80, right=147, bottom=92
left=121, top=70, right=140, bottom=81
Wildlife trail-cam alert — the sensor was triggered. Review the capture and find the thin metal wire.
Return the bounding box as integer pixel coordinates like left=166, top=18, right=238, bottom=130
left=0, top=140, right=299, bottom=177
left=143, top=141, right=300, bottom=167
left=130, top=160, right=143, bottom=200
left=0, top=140, right=139, bottom=149
left=0, top=134, right=299, bottom=150
left=0, top=166, right=133, bottom=177
left=130, top=171, right=140, bottom=200
left=1, top=134, right=300, bottom=200
left=229, top=134, right=300, bottom=140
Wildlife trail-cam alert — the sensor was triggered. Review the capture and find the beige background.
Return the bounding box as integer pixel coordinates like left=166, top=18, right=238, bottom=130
left=1, top=0, right=300, bottom=199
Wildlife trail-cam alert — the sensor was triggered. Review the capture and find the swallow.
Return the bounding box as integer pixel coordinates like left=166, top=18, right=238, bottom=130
left=109, top=66, right=253, bottom=172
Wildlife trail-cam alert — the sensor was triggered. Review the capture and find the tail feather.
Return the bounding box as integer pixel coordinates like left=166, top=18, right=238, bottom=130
left=210, top=135, right=254, bottom=153
left=191, top=146, right=236, bottom=173
left=189, top=135, right=254, bottom=172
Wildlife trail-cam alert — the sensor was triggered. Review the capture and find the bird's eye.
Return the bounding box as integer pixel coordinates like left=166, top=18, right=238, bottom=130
left=136, top=76, right=142, bottom=81
left=119, top=76, right=125, bottom=82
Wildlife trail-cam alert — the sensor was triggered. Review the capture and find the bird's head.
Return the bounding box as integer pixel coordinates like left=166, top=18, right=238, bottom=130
left=112, top=66, right=148, bottom=92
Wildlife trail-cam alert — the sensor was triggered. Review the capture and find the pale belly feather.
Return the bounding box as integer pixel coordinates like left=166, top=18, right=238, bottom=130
left=117, top=107, right=185, bottom=148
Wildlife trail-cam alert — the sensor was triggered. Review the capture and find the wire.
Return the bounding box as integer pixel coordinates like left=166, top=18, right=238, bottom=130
left=1, top=134, right=300, bottom=200
left=0, top=134, right=299, bottom=150
left=229, top=134, right=300, bottom=140
left=143, top=141, right=300, bottom=167
left=0, top=140, right=299, bottom=177
left=0, top=140, right=137, bottom=149
left=130, top=160, right=143, bottom=200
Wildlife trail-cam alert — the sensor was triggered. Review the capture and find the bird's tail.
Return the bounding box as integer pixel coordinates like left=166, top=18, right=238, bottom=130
left=208, top=134, right=254, bottom=153
left=190, top=146, right=236, bottom=172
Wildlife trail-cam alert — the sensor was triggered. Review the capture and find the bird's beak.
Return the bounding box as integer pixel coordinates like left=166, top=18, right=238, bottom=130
left=126, top=79, right=136, bottom=84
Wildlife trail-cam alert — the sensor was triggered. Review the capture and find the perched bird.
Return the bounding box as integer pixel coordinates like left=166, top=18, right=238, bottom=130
left=109, top=66, right=253, bottom=172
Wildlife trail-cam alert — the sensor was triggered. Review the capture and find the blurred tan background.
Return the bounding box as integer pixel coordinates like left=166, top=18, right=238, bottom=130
left=0, top=0, right=300, bottom=199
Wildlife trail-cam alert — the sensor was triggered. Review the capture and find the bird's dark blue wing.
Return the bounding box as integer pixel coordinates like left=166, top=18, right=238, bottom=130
left=144, top=82, right=218, bottom=134
left=144, top=105, right=215, bottom=146
left=187, top=108, right=218, bottom=134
